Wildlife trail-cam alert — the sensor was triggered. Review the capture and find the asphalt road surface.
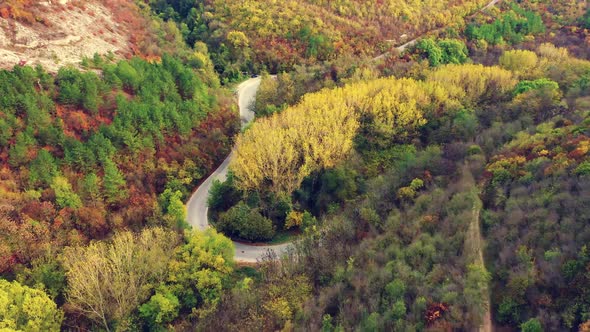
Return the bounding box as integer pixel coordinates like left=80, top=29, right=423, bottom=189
left=186, top=77, right=292, bottom=262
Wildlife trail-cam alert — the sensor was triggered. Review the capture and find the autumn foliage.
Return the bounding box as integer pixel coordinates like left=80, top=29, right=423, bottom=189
left=0, top=55, right=238, bottom=274
left=232, top=64, right=515, bottom=196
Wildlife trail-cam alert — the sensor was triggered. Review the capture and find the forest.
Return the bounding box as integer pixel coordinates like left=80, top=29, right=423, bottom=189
left=148, top=0, right=491, bottom=80
left=0, top=35, right=239, bottom=328
left=1, top=0, right=590, bottom=331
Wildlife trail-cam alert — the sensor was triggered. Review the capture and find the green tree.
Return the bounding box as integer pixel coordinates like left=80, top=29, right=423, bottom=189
left=159, top=189, right=187, bottom=230
left=321, top=314, right=334, bottom=332
left=416, top=38, right=443, bottom=66
left=81, top=173, right=102, bottom=203
left=103, top=158, right=127, bottom=204
left=409, top=178, right=424, bottom=191
left=167, top=229, right=234, bottom=315
left=208, top=173, right=241, bottom=213
left=56, top=67, right=83, bottom=105
left=579, top=8, right=590, bottom=29
left=0, top=116, right=13, bottom=146
left=81, top=72, right=100, bottom=113
left=8, top=132, right=35, bottom=167
left=520, top=318, right=543, bottom=332
left=392, top=300, right=406, bottom=320
left=575, top=161, right=590, bottom=176
left=513, top=78, right=559, bottom=96
left=438, top=39, right=468, bottom=64
left=139, top=289, right=180, bottom=329
left=217, top=202, right=275, bottom=241
left=16, top=255, right=66, bottom=301
left=51, top=176, right=82, bottom=209
left=385, top=279, right=406, bottom=302
left=0, top=279, right=63, bottom=331
left=116, top=61, right=141, bottom=92
left=29, top=149, right=58, bottom=188
left=511, top=79, right=562, bottom=118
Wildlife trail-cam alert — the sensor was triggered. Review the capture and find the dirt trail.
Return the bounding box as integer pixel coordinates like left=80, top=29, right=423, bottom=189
left=468, top=204, right=493, bottom=332
left=459, top=166, right=492, bottom=332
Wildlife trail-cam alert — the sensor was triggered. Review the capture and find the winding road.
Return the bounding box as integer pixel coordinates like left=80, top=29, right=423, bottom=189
left=186, top=77, right=291, bottom=263
left=187, top=0, right=502, bottom=263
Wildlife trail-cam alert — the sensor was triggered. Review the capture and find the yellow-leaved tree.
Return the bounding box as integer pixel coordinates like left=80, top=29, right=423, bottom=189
left=62, top=228, right=179, bottom=331
left=231, top=76, right=448, bottom=195
left=499, top=50, right=540, bottom=79
left=232, top=64, right=516, bottom=196
left=232, top=85, right=359, bottom=194
left=428, top=64, right=516, bottom=104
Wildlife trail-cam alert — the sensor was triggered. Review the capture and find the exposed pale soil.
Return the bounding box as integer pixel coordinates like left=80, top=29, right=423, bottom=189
left=0, top=1, right=128, bottom=72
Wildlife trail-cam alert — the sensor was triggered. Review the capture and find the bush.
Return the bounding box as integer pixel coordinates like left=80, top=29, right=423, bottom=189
left=217, top=202, right=275, bottom=241
left=574, top=161, right=590, bottom=176
left=520, top=318, right=543, bottom=332
left=139, top=289, right=180, bottom=329
left=513, top=79, right=559, bottom=96
left=416, top=38, right=468, bottom=67
left=208, top=173, right=242, bottom=213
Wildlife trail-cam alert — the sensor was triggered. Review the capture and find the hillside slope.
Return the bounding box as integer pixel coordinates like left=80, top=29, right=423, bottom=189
left=150, top=0, right=490, bottom=78
left=0, top=0, right=166, bottom=71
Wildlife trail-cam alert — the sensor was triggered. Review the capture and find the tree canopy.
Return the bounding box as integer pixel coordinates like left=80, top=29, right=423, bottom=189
left=0, top=279, right=63, bottom=331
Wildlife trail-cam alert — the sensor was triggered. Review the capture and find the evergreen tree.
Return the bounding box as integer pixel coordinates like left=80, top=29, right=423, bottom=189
left=103, top=159, right=127, bottom=204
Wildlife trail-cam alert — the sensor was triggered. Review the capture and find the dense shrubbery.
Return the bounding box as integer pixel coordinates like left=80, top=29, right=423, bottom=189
left=217, top=202, right=275, bottom=241
left=416, top=38, right=469, bottom=66
left=482, top=115, right=590, bottom=330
